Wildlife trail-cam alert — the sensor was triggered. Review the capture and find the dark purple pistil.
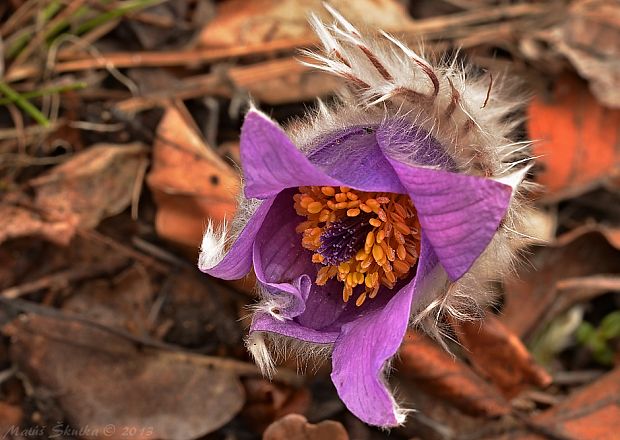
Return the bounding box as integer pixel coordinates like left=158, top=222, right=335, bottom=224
left=317, top=214, right=373, bottom=266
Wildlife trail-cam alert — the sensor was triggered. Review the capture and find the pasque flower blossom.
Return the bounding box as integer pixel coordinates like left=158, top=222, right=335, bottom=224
left=199, top=6, right=534, bottom=428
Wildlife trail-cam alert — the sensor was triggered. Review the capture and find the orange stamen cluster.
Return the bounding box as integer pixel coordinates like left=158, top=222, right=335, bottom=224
left=294, top=186, right=421, bottom=307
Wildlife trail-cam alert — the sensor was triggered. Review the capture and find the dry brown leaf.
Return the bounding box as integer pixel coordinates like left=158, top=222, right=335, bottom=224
left=555, top=224, right=620, bottom=250
left=549, top=0, right=620, bottom=108
left=0, top=401, right=23, bottom=438
left=528, top=75, right=620, bottom=201
left=62, top=265, right=154, bottom=335
left=198, top=0, right=412, bottom=48
left=147, top=105, right=239, bottom=251
left=227, top=57, right=342, bottom=104
left=0, top=144, right=147, bottom=246
left=453, top=315, right=551, bottom=398
left=0, top=204, right=75, bottom=246
left=157, top=269, right=242, bottom=348
left=241, top=378, right=312, bottom=432
left=397, top=331, right=511, bottom=418
left=534, top=368, right=620, bottom=440
left=491, top=368, right=620, bottom=440
left=197, top=0, right=413, bottom=104
left=263, top=414, right=348, bottom=440
left=4, top=315, right=245, bottom=440
left=31, top=143, right=148, bottom=229
left=503, top=229, right=620, bottom=339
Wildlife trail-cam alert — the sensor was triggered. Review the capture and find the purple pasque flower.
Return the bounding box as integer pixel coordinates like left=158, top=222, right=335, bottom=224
left=199, top=6, right=533, bottom=428
left=199, top=110, right=527, bottom=427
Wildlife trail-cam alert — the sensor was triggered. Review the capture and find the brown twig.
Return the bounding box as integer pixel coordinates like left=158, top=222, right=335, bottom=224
left=77, top=229, right=169, bottom=273
left=5, top=3, right=556, bottom=82
left=0, top=260, right=129, bottom=299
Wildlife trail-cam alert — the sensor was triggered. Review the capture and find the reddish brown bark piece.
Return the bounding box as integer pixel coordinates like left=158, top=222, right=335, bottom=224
left=147, top=105, right=239, bottom=251
left=397, top=331, right=512, bottom=418
left=263, top=414, right=348, bottom=440
left=454, top=315, right=551, bottom=398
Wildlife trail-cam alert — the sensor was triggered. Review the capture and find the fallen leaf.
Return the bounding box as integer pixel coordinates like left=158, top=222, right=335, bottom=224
left=503, top=229, right=620, bottom=339
left=0, top=401, right=23, bottom=438
left=158, top=270, right=242, bottom=350
left=31, top=143, right=148, bottom=230
left=555, top=224, right=620, bottom=250
left=241, top=378, right=312, bottom=432
left=198, top=0, right=413, bottom=48
left=4, top=315, right=245, bottom=440
left=196, top=0, right=413, bottom=104
left=527, top=75, right=620, bottom=201
left=396, top=331, right=511, bottom=418
left=490, top=368, right=620, bottom=440
left=453, top=315, right=552, bottom=398
left=62, top=265, right=154, bottom=335
left=393, top=387, right=485, bottom=440
left=263, top=414, right=348, bottom=440
left=227, top=57, right=342, bottom=104
left=147, top=105, right=239, bottom=251
left=0, top=143, right=147, bottom=246
left=0, top=204, right=75, bottom=246
left=549, top=0, right=620, bottom=108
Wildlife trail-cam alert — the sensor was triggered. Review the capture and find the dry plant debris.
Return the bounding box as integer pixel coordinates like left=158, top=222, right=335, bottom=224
left=0, top=0, right=619, bottom=439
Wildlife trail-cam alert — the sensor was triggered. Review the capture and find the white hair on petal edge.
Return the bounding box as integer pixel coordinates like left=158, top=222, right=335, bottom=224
left=381, top=365, right=413, bottom=427
left=390, top=394, right=412, bottom=427
left=198, top=219, right=228, bottom=271
left=245, top=326, right=333, bottom=377
left=249, top=295, right=290, bottom=322
left=246, top=332, right=276, bottom=378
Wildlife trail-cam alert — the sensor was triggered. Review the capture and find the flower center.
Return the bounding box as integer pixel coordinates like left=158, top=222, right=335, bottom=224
left=317, top=213, right=374, bottom=266
left=294, top=186, right=421, bottom=307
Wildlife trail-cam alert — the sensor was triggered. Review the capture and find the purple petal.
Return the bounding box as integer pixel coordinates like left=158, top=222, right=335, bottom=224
left=241, top=113, right=415, bottom=198
left=240, top=110, right=340, bottom=199
left=375, top=123, right=512, bottom=280
left=376, top=118, right=456, bottom=169
left=331, top=236, right=440, bottom=427
left=252, top=312, right=340, bottom=344
left=306, top=126, right=405, bottom=193
left=389, top=162, right=511, bottom=281
left=200, top=197, right=275, bottom=280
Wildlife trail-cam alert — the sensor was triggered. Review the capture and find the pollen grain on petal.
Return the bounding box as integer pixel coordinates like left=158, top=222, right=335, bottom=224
left=294, top=186, right=421, bottom=306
